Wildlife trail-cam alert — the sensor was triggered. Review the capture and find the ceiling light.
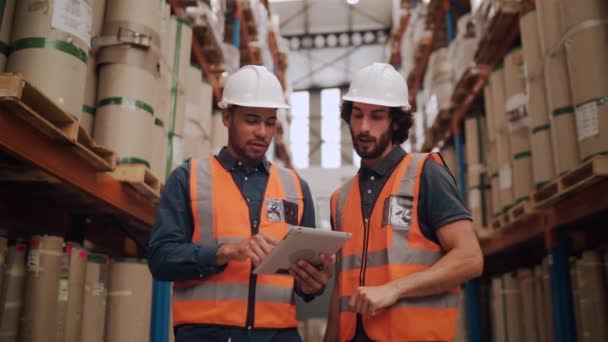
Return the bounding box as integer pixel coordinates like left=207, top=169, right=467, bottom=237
left=346, top=0, right=359, bottom=5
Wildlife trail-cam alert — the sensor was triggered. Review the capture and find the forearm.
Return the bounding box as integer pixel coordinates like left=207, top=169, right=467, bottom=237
left=323, top=281, right=340, bottom=342
left=389, top=248, right=482, bottom=298
left=148, top=241, right=225, bottom=282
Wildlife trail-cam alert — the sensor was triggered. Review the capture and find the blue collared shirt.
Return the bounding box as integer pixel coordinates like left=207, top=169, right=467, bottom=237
left=148, top=148, right=317, bottom=341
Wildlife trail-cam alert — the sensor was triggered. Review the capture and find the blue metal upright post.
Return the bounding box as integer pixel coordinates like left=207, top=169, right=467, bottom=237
left=549, top=228, right=576, bottom=342
left=233, top=16, right=241, bottom=48
left=151, top=281, right=171, bottom=342
left=454, top=132, right=481, bottom=342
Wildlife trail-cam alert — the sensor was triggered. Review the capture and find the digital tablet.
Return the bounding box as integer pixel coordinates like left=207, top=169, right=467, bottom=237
left=252, top=226, right=352, bottom=275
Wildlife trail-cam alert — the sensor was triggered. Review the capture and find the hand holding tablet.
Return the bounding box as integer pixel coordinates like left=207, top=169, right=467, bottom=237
left=252, top=226, right=352, bottom=275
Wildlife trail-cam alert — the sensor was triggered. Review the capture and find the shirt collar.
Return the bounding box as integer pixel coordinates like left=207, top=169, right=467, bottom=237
left=359, top=145, right=406, bottom=176
left=216, top=147, right=271, bottom=173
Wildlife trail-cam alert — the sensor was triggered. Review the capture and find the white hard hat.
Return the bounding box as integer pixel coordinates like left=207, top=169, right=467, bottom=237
left=343, top=62, right=411, bottom=109
left=218, top=65, right=289, bottom=109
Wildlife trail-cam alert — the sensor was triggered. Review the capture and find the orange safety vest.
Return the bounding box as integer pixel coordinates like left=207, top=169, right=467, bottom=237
left=172, top=157, right=304, bottom=329
left=330, top=153, right=459, bottom=342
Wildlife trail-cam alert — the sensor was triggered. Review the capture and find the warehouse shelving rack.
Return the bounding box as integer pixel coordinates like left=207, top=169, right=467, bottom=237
left=408, top=0, right=608, bottom=341
left=0, top=77, right=156, bottom=254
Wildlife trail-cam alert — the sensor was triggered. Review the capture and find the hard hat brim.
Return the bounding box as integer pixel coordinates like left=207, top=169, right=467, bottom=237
left=342, top=94, right=411, bottom=110
left=218, top=100, right=290, bottom=109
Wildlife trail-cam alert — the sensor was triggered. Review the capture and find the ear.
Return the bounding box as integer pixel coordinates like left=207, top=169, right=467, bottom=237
left=222, top=108, right=231, bottom=128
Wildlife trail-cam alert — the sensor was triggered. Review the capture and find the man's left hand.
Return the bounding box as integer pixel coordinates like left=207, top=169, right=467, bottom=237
left=349, top=284, right=399, bottom=316
left=290, top=253, right=335, bottom=295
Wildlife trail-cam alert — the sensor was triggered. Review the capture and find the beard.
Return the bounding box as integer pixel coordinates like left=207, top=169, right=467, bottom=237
left=228, top=127, right=268, bottom=165
left=351, top=128, right=393, bottom=160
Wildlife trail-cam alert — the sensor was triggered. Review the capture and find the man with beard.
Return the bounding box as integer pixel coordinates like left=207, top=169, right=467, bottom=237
left=323, top=63, right=483, bottom=342
left=149, top=65, right=333, bottom=342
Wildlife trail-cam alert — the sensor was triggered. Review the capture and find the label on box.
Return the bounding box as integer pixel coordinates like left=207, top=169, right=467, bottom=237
left=469, top=189, right=481, bottom=210
left=575, top=101, right=599, bottom=141
left=172, top=136, right=184, bottom=166
left=27, top=246, right=40, bottom=274
left=499, top=165, right=512, bottom=190
left=58, top=279, right=69, bottom=302
left=52, top=0, right=93, bottom=49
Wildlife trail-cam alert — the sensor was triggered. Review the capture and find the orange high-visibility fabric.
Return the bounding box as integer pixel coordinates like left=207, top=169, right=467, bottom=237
left=332, top=153, right=458, bottom=342
left=173, top=157, right=303, bottom=328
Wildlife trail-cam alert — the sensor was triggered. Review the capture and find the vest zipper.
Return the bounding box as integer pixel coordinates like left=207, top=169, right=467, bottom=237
left=245, top=219, right=259, bottom=329
left=359, top=218, right=371, bottom=286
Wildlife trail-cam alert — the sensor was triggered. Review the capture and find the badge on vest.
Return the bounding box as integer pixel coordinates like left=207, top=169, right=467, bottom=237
left=382, top=195, right=413, bottom=230
left=266, top=199, right=299, bottom=225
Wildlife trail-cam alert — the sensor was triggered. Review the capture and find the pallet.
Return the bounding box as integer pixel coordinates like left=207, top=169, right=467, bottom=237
left=241, top=2, right=259, bottom=41
left=476, top=227, right=494, bottom=241
left=491, top=217, right=503, bottom=231
left=451, top=66, right=484, bottom=106
left=109, top=164, right=161, bottom=202
left=506, top=199, right=536, bottom=225
left=193, top=20, right=225, bottom=66
left=534, top=156, right=608, bottom=208
left=0, top=73, right=116, bottom=171
left=474, top=2, right=522, bottom=65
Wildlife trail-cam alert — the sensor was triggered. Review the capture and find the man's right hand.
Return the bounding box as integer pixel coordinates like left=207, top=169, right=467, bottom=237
left=215, top=233, right=279, bottom=266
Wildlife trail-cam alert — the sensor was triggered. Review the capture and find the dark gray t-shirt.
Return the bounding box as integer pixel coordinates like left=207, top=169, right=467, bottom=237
left=355, top=146, right=471, bottom=243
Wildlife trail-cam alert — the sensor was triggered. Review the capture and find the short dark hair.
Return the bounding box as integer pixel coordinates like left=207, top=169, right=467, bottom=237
left=340, top=100, right=413, bottom=145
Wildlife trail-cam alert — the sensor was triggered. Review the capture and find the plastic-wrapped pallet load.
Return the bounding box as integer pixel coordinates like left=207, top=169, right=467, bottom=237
left=486, top=142, right=501, bottom=220
left=0, top=242, right=27, bottom=342
left=222, top=43, right=240, bottom=74
left=465, top=115, right=490, bottom=229
left=94, top=47, right=158, bottom=168
left=56, top=243, right=87, bottom=342
left=94, top=0, right=162, bottom=170
left=0, top=0, right=15, bottom=71
left=517, top=269, right=540, bottom=342
left=8, top=0, right=91, bottom=120
left=490, top=68, right=513, bottom=213
left=168, top=17, right=193, bottom=138
left=574, top=251, right=608, bottom=342
left=559, top=0, right=608, bottom=161
left=519, top=10, right=557, bottom=189
left=440, top=145, right=459, bottom=187
left=105, top=259, right=152, bottom=342
left=535, top=0, right=580, bottom=174
left=483, top=83, right=496, bottom=142
left=151, top=118, right=169, bottom=180
left=80, top=254, right=109, bottom=342
left=449, top=14, right=482, bottom=84
left=504, top=272, right=524, bottom=342
left=211, top=111, right=228, bottom=155
left=21, top=235, right=64, bottom=342
left=182, top=64, right=211, bottom=161
left=81, top=0, right=107, bottom=136
left=504, top=49, right=534, bottom=205
left=533, top=265, right=549, bottom=342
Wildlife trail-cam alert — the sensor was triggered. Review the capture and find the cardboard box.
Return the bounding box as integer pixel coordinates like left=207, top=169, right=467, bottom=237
left=0, top=243, right=26, bottom=342
left=80, top=254, right=109, bottom=342
left=518, top=268, right=540, bottom=342
left=56, top=243, right=87, bottom=342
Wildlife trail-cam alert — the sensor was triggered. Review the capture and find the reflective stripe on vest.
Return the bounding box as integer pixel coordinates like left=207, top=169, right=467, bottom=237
left=332, top=152, right=459, bottom=342
left=173, top=157, right=302, bottom=329
left=338, top=291, right=459, bottom=311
